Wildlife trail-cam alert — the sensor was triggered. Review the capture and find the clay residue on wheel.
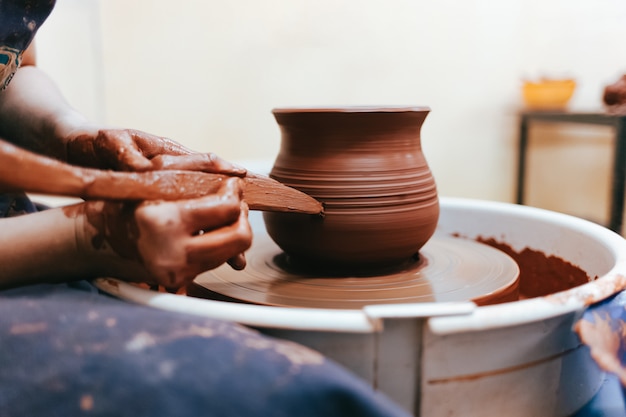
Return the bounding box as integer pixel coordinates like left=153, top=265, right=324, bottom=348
left=476, top=237, right=592, bottom=299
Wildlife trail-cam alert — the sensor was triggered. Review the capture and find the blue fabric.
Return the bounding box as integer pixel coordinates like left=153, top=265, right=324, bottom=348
left=575, top=291, right=626, bottom=417
left=0, top=282, right=411, bottom=417
left=574, top=374, right=625, bottom=417
left=0, top=192, right=37, bottom=217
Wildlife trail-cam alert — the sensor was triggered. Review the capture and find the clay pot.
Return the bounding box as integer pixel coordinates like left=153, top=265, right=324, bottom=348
left=263, top=106, right=439, bottom=271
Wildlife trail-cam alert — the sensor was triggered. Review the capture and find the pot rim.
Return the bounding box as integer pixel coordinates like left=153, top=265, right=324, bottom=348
left=272, top=105, right=431, bottom=114
left=94, top=197, right=626, bottom=335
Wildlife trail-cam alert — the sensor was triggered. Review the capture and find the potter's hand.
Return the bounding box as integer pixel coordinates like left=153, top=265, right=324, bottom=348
left=78, top=177, right=251, bottom=290
left=65, top=128, right=246, bottom=175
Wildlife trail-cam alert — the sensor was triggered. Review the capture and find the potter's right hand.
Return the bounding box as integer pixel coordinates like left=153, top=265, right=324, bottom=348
left=75, top=177, right=252, bottom=290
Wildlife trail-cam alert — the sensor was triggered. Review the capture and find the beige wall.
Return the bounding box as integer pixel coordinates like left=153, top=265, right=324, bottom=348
left=36, top=0, right=103, bottom=122
left=34, top=0, right=626, bottom=226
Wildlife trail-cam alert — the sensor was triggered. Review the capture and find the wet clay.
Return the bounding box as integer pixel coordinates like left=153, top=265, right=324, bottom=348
left=62, top=201, right=143, bottom=263
left=477, top=237, right=592, bottom=299
left=264, top=107, right=439, bottom=269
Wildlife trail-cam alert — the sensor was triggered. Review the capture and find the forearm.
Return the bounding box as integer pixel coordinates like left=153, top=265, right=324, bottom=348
left=0, top=65, right=93, bottom=160
left=0, top=206, right=93, bottom=288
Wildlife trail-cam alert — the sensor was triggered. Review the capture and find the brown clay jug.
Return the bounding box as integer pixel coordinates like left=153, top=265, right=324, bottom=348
left=263, top=106, right=439, bottom=272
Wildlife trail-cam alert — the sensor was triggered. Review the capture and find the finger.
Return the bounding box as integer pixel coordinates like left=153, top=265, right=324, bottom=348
left=186, top=223, right=252, bottom=271
left=95, top=131, right=153, bottom=172
left=227, top=253, right=247, bottom=270
left=179, top=177, right=244, bottom=233
left=186, top=202, right=252, bottom=269
left=150, top=153, right=247, bottom=176
left=131, top=131, right=195, bottom=157
left=227, top=203, right=249, bottom=271
left=129, top=131, right=246, bottom=175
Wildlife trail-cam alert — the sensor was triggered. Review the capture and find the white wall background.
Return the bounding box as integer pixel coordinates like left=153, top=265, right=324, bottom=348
left=34, top=0, right=626, bottom=228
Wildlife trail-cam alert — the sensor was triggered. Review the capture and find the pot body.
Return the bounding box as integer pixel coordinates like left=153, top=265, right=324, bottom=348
left=264, top=106, right=439, bottom=269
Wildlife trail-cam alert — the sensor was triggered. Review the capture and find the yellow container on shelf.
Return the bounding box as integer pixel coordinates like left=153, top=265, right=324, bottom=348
left=522, top=78, right=576, bottom=110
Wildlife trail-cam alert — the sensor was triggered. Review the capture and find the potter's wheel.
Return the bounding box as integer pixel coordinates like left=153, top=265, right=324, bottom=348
left=192, top=215, right=520, bottom=309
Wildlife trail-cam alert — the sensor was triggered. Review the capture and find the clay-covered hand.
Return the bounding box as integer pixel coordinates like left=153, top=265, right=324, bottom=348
left=65, top=128, right=246, bottom=175
left=78, top=177, right=251, bottom=290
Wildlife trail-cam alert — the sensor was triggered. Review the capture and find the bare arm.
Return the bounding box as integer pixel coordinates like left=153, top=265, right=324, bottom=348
left=0, top=205, right=93, bottom=287
left=0, top=44, right=88, bottom=159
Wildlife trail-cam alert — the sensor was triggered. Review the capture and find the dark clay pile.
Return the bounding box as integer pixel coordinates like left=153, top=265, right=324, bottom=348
left=478, top=237, right=592, bottom=300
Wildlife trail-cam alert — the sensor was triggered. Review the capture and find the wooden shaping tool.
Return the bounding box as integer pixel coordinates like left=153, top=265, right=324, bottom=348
left=0, top=140, right=322, bottom=214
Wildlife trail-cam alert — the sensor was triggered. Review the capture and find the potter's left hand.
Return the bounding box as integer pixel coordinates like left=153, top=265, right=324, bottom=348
left=64, top=128, right=246, bottom=175
left=76, top=177, right=252, bottom=290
